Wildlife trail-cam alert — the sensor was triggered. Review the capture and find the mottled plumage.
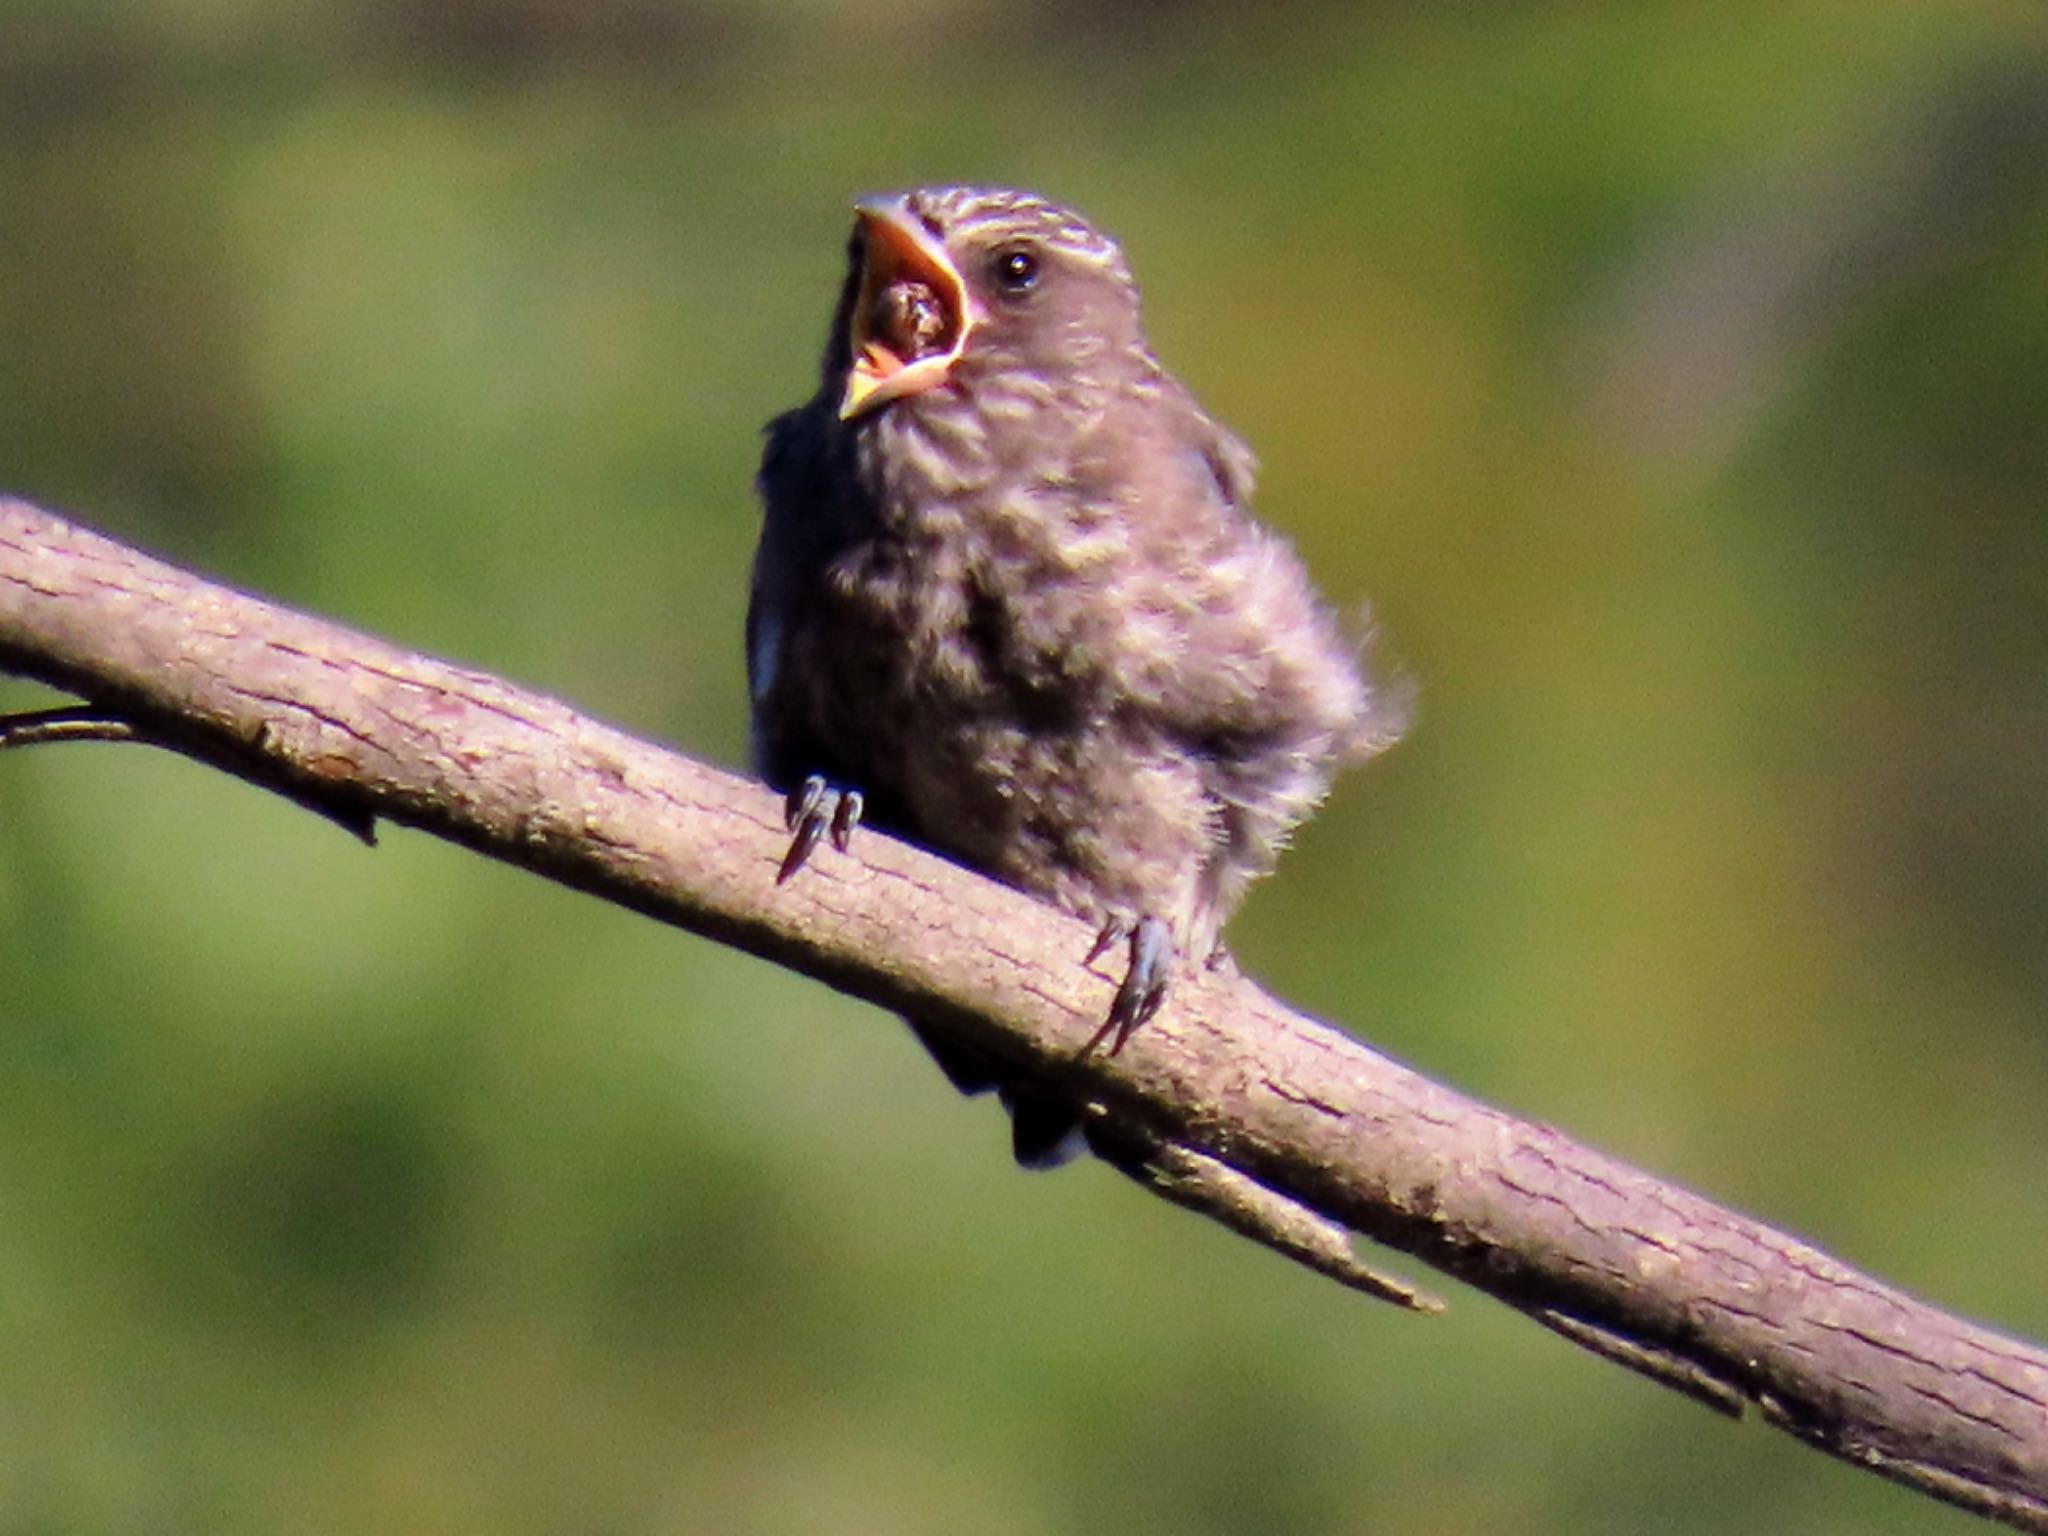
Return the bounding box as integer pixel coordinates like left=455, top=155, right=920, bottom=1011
left=750, top=186, right=1397, bottom=1163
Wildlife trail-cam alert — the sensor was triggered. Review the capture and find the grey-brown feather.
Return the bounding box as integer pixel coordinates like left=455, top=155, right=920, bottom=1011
left=750, top=186, right=1396, bottom=1159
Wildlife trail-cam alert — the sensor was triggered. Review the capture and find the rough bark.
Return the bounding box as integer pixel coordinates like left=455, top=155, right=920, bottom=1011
left=2, top=497, right=2044, bottom=1528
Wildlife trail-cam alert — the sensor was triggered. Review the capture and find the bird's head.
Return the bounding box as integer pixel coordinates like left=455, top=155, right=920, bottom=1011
left=830, top=186, right=1145, bottom=421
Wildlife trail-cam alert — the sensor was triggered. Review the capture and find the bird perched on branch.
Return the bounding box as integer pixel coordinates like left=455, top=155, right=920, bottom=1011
left=750, top=185, right=1399, bottom=1165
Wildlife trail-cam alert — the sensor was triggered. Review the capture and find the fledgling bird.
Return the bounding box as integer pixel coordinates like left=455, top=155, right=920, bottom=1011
left=749, top=185, right=1399, bottom=1164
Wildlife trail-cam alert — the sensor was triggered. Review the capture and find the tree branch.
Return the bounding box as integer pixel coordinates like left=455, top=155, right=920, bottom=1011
left=3, top=497, right=2044, bottom=1528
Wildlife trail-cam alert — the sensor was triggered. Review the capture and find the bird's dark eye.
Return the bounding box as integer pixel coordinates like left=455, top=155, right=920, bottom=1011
left=992, top=247, right=1040, bottom=294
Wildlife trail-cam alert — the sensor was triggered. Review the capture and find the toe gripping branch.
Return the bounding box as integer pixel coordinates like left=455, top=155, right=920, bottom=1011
left=1084, top=913, right=1173, bottom=1055
left=1069, top=913, right=1439, bottom=1313
left=778, top=773, right=863, bottom=883
left=772, top=778, right=1166, bottom=1062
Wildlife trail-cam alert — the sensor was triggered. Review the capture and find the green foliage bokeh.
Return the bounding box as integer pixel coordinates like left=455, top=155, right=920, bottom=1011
left=2, top=2, right=2046, bottom=1531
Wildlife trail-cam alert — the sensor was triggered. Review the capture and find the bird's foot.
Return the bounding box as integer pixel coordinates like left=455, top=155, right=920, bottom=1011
left=1083, top=912, right=1174, bottom=1055
left=777, top=773, right=864, bottom=883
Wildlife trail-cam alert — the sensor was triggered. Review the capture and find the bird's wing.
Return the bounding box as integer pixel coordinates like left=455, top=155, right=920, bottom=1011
left=746, top=410, right=806, bottom=710
left=1197, top=412, right=1259, bottom=513
left=1140, top=391, right=1375, bottom=765
left=747, top=406, right=844, bottom=789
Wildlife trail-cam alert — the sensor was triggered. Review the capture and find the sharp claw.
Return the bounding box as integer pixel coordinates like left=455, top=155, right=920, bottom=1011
left=786, top=774, right=827, bottom=832
left=778, top=812, right=828, bottom=883
left=778, top=775, right=862, bottom=883
left=1084, top=914, right=1131, bottom=967
left=1083, top=914, right=1174, bottom=1055
left=830, top=788, right=863, bottom=851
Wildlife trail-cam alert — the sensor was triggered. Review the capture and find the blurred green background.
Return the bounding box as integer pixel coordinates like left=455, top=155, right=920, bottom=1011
left=2, top=0, right=2046, bottom=1531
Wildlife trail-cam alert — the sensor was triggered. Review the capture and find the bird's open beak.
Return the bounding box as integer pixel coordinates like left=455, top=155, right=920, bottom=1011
left=840, top=198, right=975, bottom=420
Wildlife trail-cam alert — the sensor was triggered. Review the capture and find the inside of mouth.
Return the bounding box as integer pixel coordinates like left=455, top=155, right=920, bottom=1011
left=865, top=278, right=951, bottom=374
